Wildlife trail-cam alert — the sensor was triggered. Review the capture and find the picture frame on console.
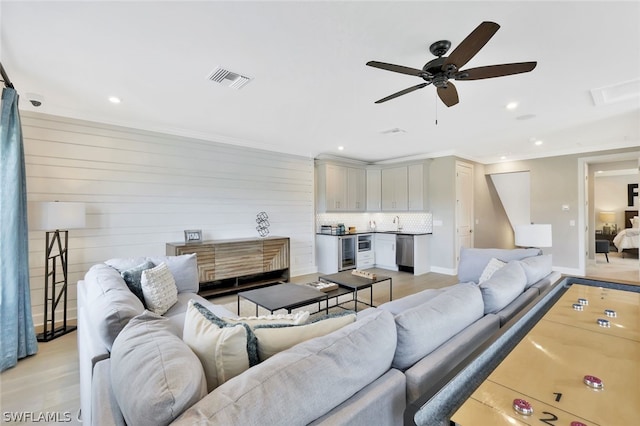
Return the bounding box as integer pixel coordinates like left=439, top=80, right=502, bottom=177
left=184, top=229, right=202, bottom=244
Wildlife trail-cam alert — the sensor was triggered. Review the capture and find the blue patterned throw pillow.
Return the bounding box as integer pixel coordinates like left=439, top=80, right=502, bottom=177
left=120, top=260, right=155, bottom=306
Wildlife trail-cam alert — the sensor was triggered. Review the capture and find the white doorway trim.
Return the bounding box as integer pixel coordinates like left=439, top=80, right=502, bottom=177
left=578, top=151, right=640, bottom=276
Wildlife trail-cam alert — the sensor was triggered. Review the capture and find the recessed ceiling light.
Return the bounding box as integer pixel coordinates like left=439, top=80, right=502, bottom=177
left=108, top=96, right=121, bottom=104
left=506, top=102, right=518, bottom=110
left=338, top=146, right=344, bottom=151
left=534, top=140, right=543, bottom=146
left=597, top=170, right=603, bottom=174
left=500, top=156, right=507, bottom=160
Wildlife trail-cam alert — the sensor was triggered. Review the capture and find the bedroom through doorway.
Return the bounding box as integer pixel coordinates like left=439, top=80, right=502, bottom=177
left=586, top=156, right=639, bottom=283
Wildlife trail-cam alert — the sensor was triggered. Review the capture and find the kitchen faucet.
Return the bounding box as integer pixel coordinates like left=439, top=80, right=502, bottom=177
left=393, top=215, right=402, bottom=231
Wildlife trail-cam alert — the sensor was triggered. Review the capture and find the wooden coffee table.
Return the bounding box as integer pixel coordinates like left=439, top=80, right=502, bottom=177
left=319, top=271, right=392, bottom=312
left=237, top=283, right=330, bottom=315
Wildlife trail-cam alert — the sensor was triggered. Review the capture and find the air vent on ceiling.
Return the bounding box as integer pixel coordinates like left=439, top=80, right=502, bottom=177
left=380, top=128, right=407, bottom=135
left=590, top=78, right=640, bottom=106
left=207, top=66, right=253, bottom=90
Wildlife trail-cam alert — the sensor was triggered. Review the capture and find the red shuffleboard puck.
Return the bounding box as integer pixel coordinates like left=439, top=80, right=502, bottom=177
left=583, top=375, right=604, bottom=389
left=512, top=398, right=533, bottom=415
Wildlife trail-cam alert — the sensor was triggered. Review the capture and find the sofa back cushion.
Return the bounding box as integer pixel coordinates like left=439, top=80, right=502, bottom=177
left=479, top=260, right=527, bottom=314
left=458, top=247, right=541, bottom=283
left=378, top=288, right=444, bottom=315
left=517, top=254, right=553, bottom=288
left=106, top=254, right=199, bottom=293
left=385, top=283, right=484, bottom=370
left=84, top=263, right=145, bottom=351
left=173, top=309, right=397, bottom=425
left=110, top=311, right=207, bottom=426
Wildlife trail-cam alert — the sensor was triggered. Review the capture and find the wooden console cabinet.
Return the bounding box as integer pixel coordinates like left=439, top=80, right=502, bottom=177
left=166, top=236, right=290, bottom=298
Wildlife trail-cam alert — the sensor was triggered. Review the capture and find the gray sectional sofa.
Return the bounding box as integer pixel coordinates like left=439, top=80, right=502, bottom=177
left=78, top=248, right=561, bottom=425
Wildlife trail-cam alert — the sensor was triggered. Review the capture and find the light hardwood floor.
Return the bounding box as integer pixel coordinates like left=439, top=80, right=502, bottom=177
left=1, top=265, right=636, bottom=423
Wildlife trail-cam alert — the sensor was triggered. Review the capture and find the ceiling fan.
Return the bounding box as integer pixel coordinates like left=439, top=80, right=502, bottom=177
left=366, top=21, right=537, bottom=107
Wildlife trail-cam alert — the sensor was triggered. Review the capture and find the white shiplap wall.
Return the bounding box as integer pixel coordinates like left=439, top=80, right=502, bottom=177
left=22, top=112, right=315, bottom=326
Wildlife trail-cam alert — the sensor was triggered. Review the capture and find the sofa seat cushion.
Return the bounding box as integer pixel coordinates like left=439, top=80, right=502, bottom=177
left=110, top=311, right=207, bottom=426
left=517, top=254, right=553, bottom=288
left=404, top=314, right=500, bottom=403
left=458, top=247, right=541, bottom=283
left=496, top=287, right=538, bottom=326
left=173, top=309, right=397, bottom=425
left=479, top=261, right=527, bottom=314
left=385, top=283, right=484, bottom=370
left=83, top=264, right=145, bottom=351
left=378, top=288, right=444, bottom=315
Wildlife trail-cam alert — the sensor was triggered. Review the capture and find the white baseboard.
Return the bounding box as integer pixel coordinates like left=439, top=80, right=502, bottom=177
left=430, top=266, right=457, bottom=276
left=291, top=266, right=318, bottom=277
left=552, top=266, right=583, bottom=276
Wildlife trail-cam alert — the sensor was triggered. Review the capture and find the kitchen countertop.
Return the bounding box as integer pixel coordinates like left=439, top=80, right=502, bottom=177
left=316, top=231, right=432, bottom=236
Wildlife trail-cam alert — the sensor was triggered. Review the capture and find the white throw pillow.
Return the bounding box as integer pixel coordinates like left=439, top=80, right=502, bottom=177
left=632, top=216, right=640, bottom=229
left=253, top=312, right=356, bottom=361
left=183, top=300, right=252, bottom=392
left=223, top=311, right=310, bottom=328
left=141, top=262, right=178, bottom=315
left=478, top=258, right=506, bottom=283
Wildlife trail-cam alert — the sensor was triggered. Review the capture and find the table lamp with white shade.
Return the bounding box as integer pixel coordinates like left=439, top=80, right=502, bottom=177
left=34, top=201, right=85, bottom=341
left=598, top=211, right=617, bottom=234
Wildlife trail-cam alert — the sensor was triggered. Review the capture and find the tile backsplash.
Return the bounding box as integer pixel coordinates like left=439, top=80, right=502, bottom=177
left=316, top=212, right=433, bottom=233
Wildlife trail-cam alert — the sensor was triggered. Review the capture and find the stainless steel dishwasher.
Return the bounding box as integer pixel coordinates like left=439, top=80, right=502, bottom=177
left=396, top=234, right=414, bottom=271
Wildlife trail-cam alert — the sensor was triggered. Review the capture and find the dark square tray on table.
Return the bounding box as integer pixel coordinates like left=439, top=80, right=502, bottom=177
left=237, top=282, right=340, bottom=316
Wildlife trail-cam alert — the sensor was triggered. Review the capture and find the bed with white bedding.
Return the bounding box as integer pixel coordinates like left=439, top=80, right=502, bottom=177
left=613, top=228, right=639, bottom=252
left=613, top=210, right=639, bottom=257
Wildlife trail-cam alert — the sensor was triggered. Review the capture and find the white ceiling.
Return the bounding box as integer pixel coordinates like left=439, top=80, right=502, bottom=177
left=2, top=1, right=639, bottom=164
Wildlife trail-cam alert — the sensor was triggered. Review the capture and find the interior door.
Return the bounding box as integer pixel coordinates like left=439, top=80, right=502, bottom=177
left=456, top=161, right=474, bottom=265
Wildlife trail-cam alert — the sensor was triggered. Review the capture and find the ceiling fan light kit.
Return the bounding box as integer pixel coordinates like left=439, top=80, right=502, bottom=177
left=367, top=21, right=537, bottom=107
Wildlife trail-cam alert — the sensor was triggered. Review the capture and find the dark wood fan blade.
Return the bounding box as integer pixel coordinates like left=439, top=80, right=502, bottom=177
left=455, top=62, right=537, bottom=80
left=375, top=82, right=429, bottom=104
left=437, top=82, right=459, bottom=107
left=443, top=21, right=500, bottom=70
left=367, top=61, right=427, bottom=77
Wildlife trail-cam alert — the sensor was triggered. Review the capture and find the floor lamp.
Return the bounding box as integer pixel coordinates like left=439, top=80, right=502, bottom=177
left=35, top=201, right=86, bottom=342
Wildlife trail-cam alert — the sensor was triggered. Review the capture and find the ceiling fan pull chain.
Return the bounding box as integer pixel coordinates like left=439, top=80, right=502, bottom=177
left=435, top=93, right=438, bottom=125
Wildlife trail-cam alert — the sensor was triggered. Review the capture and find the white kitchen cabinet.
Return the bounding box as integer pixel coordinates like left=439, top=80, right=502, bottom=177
left=316, top=162, right=366, bottom=212
left=356, top=250, right=375, bottom=269
left=374, top=233, right=398, bottom=271
left=408, top=163, right=428, bottom=211
left=316, top=234, right=339, bottom=274
left=381, top=166, right=408, bottom=211
left=347, top=167, right=366, bottom=211
left=413, top=234, right=431, bottom=275
left=366, top=168, right=381, bottom=211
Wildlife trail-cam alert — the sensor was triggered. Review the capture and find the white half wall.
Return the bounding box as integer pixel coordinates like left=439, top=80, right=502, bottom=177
left=22, top=112, right=315, bottom=327
left=489, top=171, right=531, bottom=229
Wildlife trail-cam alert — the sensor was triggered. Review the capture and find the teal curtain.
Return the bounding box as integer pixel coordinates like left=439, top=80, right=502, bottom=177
left=1, top=87, right=38, bottom=371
